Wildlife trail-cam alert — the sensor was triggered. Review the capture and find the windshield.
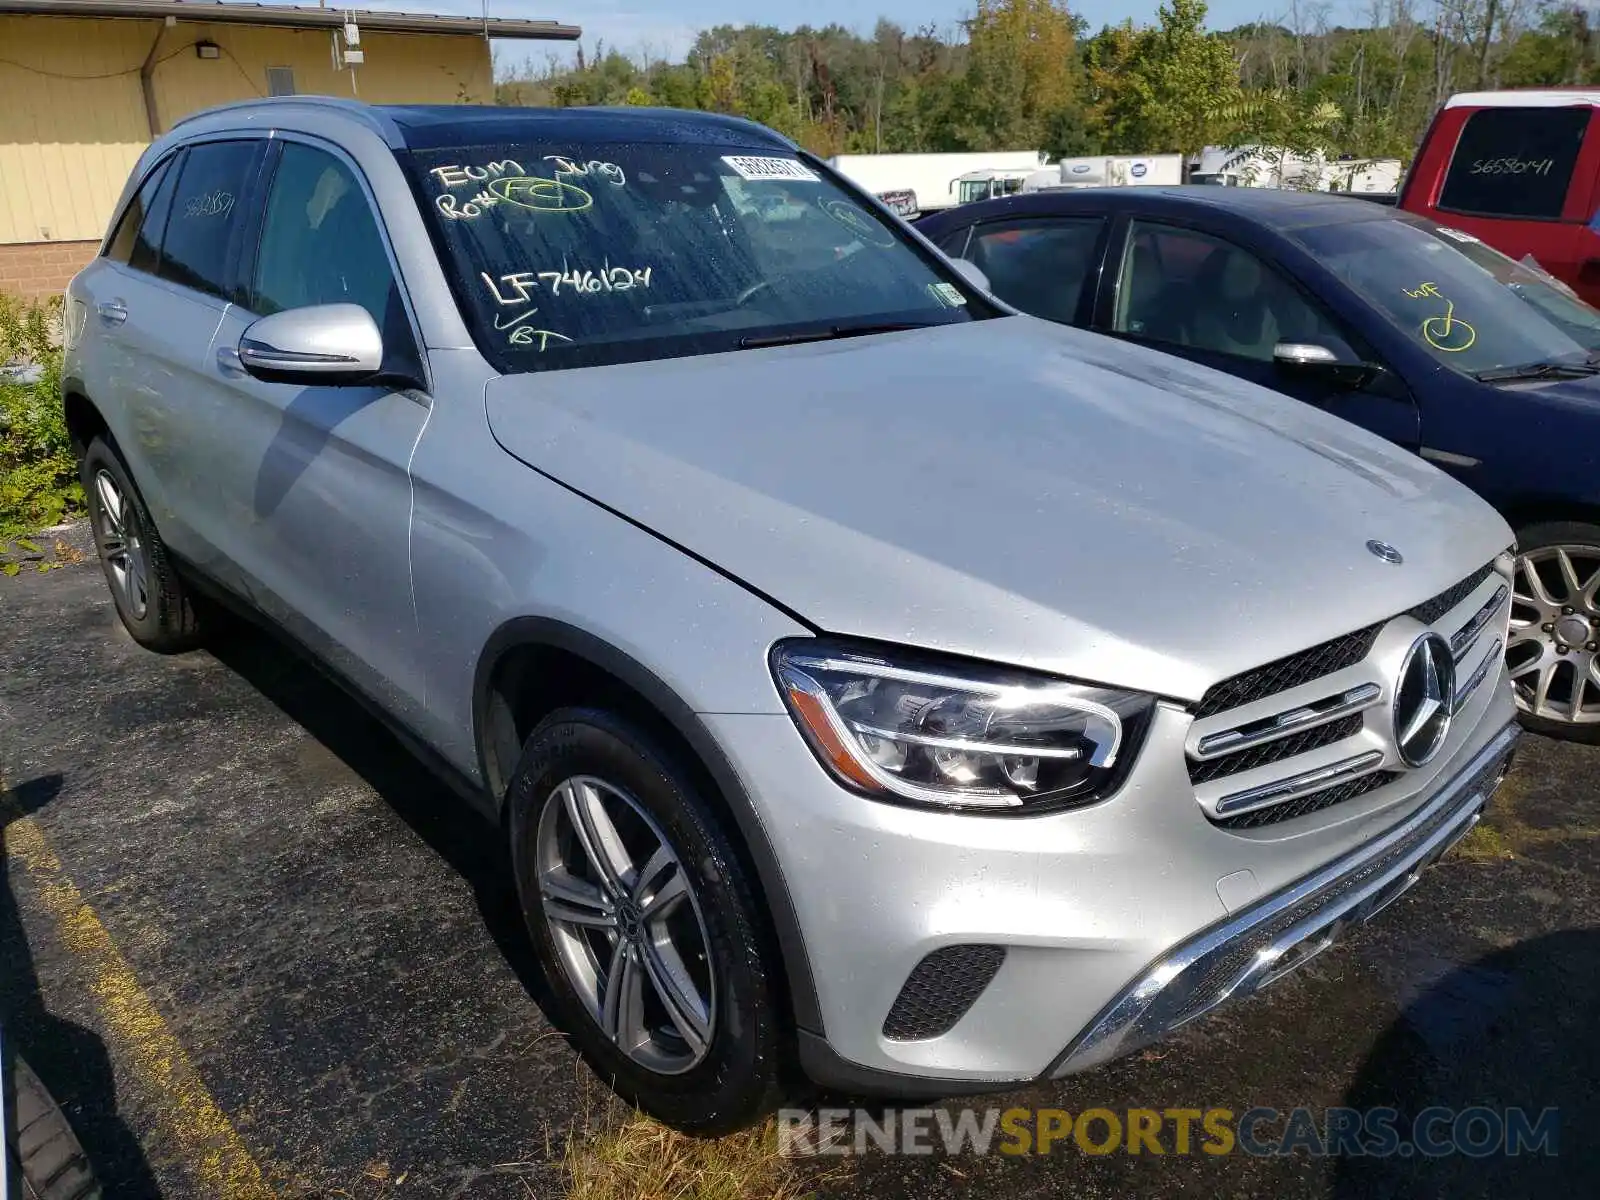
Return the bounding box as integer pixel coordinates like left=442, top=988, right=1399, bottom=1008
left=1294, top=218, right=1600, bottom=377
left=404, top=140, right=987, bottom=373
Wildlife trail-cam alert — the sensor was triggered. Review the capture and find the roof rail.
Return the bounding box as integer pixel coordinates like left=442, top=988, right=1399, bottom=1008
left=171, top=96, right=404, bottom=147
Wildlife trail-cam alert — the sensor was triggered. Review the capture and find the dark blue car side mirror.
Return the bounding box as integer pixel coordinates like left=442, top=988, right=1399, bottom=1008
left=1273, top=336, right=1380, bottom=390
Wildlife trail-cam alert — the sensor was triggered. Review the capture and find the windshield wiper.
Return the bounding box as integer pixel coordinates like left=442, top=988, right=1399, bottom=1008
left=1472, top=359, right=1600, bottom=383
left=737, top=321, right=936, bottom=349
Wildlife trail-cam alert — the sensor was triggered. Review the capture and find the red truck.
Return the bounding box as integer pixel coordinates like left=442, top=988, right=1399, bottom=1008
left=1401, top=89, right=1600, bottom=306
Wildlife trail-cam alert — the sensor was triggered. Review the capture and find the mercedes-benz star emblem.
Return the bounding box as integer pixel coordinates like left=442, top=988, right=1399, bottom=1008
left=1367, top=540, right=1404, bottom=564
left=1393, top=632, right=1456, bottom=767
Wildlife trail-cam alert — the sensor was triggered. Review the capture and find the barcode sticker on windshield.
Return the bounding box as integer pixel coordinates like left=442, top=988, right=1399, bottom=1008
left=722, top=155, right=819, bottom=183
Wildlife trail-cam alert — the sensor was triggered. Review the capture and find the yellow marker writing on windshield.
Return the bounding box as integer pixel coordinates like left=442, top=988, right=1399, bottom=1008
left=1404, top=281, right=1443, bottom=299
left=1422, top=298, right=1477, bottom=352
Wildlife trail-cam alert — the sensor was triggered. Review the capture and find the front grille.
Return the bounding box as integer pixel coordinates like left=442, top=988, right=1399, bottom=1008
left=1192, top=625, right=1382, bottom=720
left=1188, top=714, right=1363, bottom=785
left=882, top=945, right=1006, bottom=1041
left=1189, top=563, right=1498, bottom=829
left=1216, top=770, right=1398, bottom=830
left=1408, top=562, right=1495, bottom=626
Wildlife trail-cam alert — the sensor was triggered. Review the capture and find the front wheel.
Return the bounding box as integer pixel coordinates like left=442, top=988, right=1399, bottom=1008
left=1507, top=522, right=1600, bottom=741
left=507, top=708, right=786, bottom=1134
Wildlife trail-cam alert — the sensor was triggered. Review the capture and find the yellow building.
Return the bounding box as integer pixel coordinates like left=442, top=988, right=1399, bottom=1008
left=0, top=0, right=578, bottom=296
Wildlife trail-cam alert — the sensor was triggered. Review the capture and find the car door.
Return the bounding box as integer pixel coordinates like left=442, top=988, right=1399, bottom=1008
left=136, top=139, right=272, bottom=555
left=941, top=213, right=1109, bottom=326
left=72, top=143, right=267, bottom=557
left=202, top=136, right=432, bottom=724
left=72, top=151, right=178, bottom=504
left=1098, top=216, right=1421, bottom=448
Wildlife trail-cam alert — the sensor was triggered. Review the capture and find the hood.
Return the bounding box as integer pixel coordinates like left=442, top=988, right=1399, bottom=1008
left=485, top=317, right=1512, bottom=700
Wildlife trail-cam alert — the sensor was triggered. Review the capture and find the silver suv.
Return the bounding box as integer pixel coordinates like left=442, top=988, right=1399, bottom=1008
left=63, top=99, right=1518, bottom=1133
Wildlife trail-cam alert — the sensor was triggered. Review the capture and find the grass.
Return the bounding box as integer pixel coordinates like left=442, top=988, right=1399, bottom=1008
left=562, top=1111, right=821, bottom=1200
left=1451, top=768, right=1600, bottom=861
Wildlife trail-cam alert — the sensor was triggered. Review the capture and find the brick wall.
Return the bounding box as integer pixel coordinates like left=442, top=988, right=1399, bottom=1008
left=0, top=240, right=99, bottom=300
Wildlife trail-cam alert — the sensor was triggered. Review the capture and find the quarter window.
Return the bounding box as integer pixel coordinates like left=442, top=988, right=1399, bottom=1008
left=105, top=157, right=173, bottom=266
left=1114, top=221, right=1340, bottom=362
left=158, top=140, right=262, bottom=301
left=964, top=217, right=1104, bottom=325
left=1438, top=106, right=1589, bottom=220
left=250, top=142, right=400, bottom=335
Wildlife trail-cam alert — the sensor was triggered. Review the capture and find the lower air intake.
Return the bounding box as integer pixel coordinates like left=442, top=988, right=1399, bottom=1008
left=882, top=945, right=1007, bottom=1041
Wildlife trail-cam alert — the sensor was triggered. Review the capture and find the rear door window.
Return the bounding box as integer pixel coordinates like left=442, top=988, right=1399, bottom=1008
left=157, top=140, right=263, bottom=301
left=964, top=217, right=1105, bottom=325
left=1438, top=106, right=1590, bottom=220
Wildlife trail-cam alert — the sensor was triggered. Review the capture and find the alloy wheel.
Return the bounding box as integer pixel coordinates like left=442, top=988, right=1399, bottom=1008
left=93, top=468, right=150, bottom=621
left=535, top=775, right=716, bottom=1074
left=1507, top=544, right=1600, bottom=724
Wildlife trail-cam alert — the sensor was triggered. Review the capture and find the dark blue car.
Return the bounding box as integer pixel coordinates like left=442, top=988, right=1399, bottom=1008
left=918, top=187, right=1600, bottom=741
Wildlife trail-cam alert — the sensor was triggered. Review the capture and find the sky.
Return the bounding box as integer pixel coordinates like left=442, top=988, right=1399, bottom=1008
left=342, top=0, right=1372, bottom=70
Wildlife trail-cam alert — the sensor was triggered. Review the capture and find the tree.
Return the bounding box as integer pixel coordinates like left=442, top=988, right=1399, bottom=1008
left=1087, top=0, right=1242, bottom=162
left=951, top=0, right=1086, bottom=150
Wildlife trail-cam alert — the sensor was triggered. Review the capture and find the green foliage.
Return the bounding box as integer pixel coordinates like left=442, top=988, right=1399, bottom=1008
left=496, top=2, right=1600, bottom=172
left=0, top=294, right=80, bottom=539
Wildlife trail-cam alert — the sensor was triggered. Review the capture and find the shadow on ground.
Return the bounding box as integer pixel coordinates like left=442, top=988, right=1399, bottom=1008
left=1, top=772, right=160, bottom=1198
left=199, top=618, right=570, bottom=1043
left=1335, top=928, right=1600, bottom=1197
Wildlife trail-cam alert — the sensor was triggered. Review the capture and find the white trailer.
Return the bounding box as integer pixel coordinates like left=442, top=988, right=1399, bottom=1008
left=827, top=151, right=1045, bottom=214
left=1019, top=154, right=1184, bottom=192
left=1191, top=146, right=1403, bottom=194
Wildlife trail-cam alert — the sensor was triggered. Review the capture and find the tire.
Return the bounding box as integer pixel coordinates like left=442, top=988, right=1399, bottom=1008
left=507, top=708, right=786, bottom=1134
left=80, top=437, right=201, bottom=653
left=1508, top=521, right=1600, bottom=743
left=5, top=1056, right=101, bottom=1200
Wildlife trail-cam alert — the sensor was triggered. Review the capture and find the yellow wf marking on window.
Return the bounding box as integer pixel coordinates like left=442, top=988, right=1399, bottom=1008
left=3, top=812, right=273, bottom=1199
left=1421, top=299, right=1477, bottom=352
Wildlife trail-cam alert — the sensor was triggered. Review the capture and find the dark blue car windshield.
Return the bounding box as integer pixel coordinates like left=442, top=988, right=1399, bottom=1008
left=404, top=141, right=985, bottom=373
left=1295, top=219, right=1600, bottom=375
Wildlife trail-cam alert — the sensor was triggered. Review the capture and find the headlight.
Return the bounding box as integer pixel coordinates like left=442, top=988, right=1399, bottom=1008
left=771, top=639, right=1153, bottom=812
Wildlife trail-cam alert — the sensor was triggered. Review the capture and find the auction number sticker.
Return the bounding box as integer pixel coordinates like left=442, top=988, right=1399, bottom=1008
left=722, top=155, right=819, bottom=182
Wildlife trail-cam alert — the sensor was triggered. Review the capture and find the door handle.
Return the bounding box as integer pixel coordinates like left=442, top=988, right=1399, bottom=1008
left=215, top=345, right=246, bottom=376
left=95, top=299, right=127, bottom=325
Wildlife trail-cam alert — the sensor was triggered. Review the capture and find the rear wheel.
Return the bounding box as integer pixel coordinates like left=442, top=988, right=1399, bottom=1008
left=1508, top=522, right=1600, bottom=742
left=80, top=437, right=201, bottom=653
left=507, top=708, right=785, bottom=1134
left=5, top=1055, right=101, bottom=1200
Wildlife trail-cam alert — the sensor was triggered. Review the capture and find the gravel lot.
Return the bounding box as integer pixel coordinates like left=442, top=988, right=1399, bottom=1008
left=2, top=545, right=1596, bottom=1198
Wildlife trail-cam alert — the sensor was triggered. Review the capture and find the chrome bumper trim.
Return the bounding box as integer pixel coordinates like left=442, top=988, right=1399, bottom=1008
left=1048, top=721, right=1519, bottom=1078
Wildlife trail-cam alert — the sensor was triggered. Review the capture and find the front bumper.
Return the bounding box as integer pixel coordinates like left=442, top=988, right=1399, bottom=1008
left=705, top=668, right=1515, bottom=1088
left=1048, top=719, right=1518, bottom=1076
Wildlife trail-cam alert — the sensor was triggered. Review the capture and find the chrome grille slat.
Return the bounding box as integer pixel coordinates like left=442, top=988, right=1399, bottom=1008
left=1451, top=584, right=1509, bottom=661
left=1189, top=713, right=1364, bottom=785
left=1214, top=750, right=1386, bottom=817
left=1192, top=682, right=1381, bottom=763
left=1190, top=562, right=1504, bottom=828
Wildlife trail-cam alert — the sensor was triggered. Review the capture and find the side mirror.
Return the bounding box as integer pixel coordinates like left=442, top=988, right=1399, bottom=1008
left=1272, top=336, right=1377, bottom=389
left=239, top=303, right=383, bottom=385
left=948, top=257, right=992, bottom=294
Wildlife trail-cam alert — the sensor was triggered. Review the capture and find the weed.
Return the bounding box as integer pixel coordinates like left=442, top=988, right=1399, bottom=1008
left=0, top=293, right=79, bottom=537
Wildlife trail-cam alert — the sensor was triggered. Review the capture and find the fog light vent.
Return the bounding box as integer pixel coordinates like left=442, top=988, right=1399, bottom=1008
left=882, top=944, right=1006, bottom=1041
